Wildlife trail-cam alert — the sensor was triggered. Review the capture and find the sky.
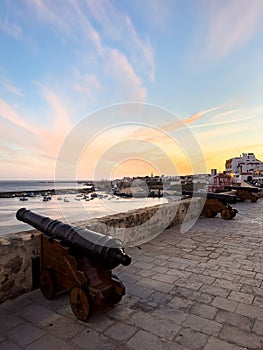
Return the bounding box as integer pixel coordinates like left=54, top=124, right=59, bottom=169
left=0, top=0, right=262, bottom=180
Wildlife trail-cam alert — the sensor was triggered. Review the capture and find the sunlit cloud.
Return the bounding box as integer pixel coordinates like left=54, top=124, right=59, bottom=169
left=124, top=15, right=154, bottom=82
left=123, top=105, right=224, bottom=143
left=206, top=0, right=263, bottom=58
left=163, top=105, right=224, bottom=132
left=86, top=0, right=155, bottom=81
left=38, top=85, right=71, bottom=133
left=105, top=48, right=147, bottom=101
left=0, top=99, right=39, bottom=134
left=190, top=106, right=263, bottom=129
left=0, top=83, right=74, bottom=171
left=74, top=72, right=102, bottom=102
left=69, top=0, right=104, bottom=55
left=28, top=0, right=148, bottom=102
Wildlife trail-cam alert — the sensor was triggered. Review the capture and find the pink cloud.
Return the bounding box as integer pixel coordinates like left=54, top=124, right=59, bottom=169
left=0, top=99, right=39, bottom=134
left=74, top=74, right=102, bottom=102
left=86, top=0, right=155, bottom=81
left=105, top=48, right=147, bottom=101
left=2, top=80, right=24, bottom=97
left=207, top=0, right=263, bottom=58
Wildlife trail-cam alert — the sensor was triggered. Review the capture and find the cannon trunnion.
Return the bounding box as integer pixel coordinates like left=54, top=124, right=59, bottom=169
left=16, top=208, right=131, bottom=321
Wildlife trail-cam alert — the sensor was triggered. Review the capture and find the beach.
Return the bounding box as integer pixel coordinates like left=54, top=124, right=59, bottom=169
left=0, top=193, right=167, bottom=236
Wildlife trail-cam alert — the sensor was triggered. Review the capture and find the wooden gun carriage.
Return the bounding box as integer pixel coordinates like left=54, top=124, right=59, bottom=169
left=183, top=191, right=238, bottom=220
left=16, top=208, right=131, bottom=321
left=225, top=186, right=259, bottom=203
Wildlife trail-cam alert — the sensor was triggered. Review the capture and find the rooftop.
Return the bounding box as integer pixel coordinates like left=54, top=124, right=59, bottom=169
left=0, top=198, right=263, bottom=350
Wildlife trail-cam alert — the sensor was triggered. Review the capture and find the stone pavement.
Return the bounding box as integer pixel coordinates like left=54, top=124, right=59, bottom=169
left=0, top=199, right=262, bottom=350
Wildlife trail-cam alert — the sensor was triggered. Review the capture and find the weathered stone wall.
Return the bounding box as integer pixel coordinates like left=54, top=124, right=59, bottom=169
left=0, top=198, right=202, bottom=303
left=0, top=230, right=40, bottom=303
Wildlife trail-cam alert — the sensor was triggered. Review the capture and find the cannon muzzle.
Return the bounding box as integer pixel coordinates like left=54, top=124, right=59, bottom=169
left=16, top=208, right=131, bottom=269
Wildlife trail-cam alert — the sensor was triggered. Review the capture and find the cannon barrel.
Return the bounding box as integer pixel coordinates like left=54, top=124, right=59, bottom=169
left=225, top=186, right=259, bottom=193
left=182, top=191, right=237, bottom=204
left=16, top=208, right=131, bottom=270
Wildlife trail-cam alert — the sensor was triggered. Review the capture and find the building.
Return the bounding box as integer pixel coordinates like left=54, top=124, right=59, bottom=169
left=225, top=153, right=263, bottom=183
left=208, top=172, right=231, bottom=192
left=211, top=169, right=217, bottom=176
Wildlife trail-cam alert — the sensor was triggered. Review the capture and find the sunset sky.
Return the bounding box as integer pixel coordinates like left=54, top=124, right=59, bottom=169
left=0, top=0, right=262, bottom=180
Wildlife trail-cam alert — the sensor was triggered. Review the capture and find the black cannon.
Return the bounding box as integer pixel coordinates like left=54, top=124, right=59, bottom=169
left=182, top=191, right=238, bottom=220
left=16, top=208, right=131, bottom=321
left=225, top=186, right=259, bottom=202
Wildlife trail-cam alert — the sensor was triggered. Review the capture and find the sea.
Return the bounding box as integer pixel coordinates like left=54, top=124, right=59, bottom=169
left=0, top=181, right=166, bottom=236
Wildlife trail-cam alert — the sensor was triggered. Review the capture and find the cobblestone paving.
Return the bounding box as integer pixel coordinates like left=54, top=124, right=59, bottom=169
left=0, top=199, right=262, bottom=349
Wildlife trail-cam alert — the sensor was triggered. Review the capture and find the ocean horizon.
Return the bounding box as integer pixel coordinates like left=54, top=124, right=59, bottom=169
left=0, top=180, right=93, bottom=193
left=0, top=180, right=167, bottom=236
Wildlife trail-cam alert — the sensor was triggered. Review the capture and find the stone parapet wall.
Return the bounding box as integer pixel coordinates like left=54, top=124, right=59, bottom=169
left=0, top=198, right=202, bottom=303
left=84, top=198, right=202, bottom=246
left=0, top=231, right=40, bottom=303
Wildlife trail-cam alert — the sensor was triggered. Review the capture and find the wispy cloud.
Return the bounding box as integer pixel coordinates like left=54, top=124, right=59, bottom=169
left=74, top=72, right=102, bottom=102
left=162, top=105, right=224, bottom=132
left=190, top=106, right=263, bottom=129
left=0, top=15, right=22, bottom=39
left=105, top=48, right=147, bottom=101
left=38, top=85, right=71, bottom=133
left=206, top=0, right=263, bottom=58
left=28, top=0, right=149, bottom=102
left=124, top=15, right=155, bottom=82
left=124, top=105, right=224, bottom=143
left=86, top=0, right=155, bottom=81
left=0, top=84, right=73, bottom=165
left=2, top=79, right=24, bottom=97
left=0, top=99, right=38, bottom=134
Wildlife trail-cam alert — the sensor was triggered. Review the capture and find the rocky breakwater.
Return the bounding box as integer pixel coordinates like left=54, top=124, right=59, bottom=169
left=0, top=198, right=202, bottom=303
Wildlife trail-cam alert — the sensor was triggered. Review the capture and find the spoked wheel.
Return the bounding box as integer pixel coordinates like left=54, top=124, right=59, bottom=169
left=70, top=286, right=91, bottom=321
left=39, top=269, right=56, bottom=299
left=221, top=209, right=234, bottom=220
left=251, top=196, right=258, bottom=203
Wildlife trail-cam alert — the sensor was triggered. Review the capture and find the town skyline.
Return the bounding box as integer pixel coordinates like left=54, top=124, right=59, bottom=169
left=0, top=1, right=262, bottom=180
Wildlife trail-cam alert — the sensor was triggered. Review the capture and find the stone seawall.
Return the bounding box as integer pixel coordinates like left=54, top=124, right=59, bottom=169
left=0, top=198, right=202, bottom=303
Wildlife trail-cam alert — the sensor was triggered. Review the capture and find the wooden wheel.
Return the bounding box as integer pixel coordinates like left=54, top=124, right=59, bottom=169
left=221, top=209, right=233, bottom=220
left=39, top=269, right=56, bottom=299
left=251, top=196, right=258, bottom=203
left=70, top=286, right=91, bottom=321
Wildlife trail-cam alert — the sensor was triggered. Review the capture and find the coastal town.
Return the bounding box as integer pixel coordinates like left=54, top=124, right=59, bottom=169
left=0, top=153, right=263, bottom=350
left=1, top=152, right=263, bottom=201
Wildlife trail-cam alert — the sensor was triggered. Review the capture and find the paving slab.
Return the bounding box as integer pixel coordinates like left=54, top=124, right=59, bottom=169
left=0, top=199, right=262, bottom=349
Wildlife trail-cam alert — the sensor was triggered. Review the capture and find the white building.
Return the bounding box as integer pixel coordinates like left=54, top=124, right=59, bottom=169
left=225, top=153, right=263, bottom=183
